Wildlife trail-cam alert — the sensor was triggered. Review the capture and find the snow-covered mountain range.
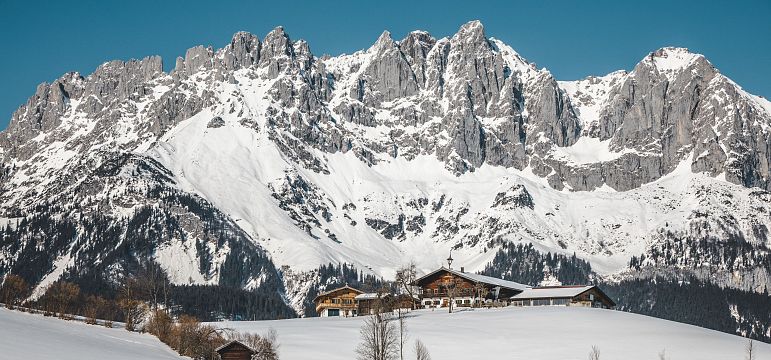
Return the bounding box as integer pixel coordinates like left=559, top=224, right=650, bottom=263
left=1, top=21, right=770, bottom=318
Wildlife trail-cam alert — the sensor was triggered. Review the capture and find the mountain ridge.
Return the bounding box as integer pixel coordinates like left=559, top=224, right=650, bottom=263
left=0, top=21, right=770, bottom=331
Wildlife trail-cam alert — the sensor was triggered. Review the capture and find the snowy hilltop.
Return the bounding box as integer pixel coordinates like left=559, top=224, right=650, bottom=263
left=0, top=20, right=770, bottom=337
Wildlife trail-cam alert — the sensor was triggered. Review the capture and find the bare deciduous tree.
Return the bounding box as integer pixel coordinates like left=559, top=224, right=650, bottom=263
left=395, top=263, right=418, bottom=310
left=588, top=345, right=601, bottom=360
left=397, top=308, right=407, bottom=360
left=472, top=282, right=488, bottom=308
left=45, top=281, right=80, bottom=318
left=414, top=339, right=431, bottom=360
left=439, top=275, right=458, bottom=313
left=137, top=261, right=171, bottom=312
left=118, top=275, right=146, bottom=331
left=746, top=339, right=755, bottom=360
left=356, top=313, right=399, bottom=360
left=0, top=274, right=29, bottom=309
left=84, top=295, right=108, bottom=325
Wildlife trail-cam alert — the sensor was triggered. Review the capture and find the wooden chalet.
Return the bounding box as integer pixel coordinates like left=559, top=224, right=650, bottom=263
left=215, top=340, right=257, bottom=360
left=313, top=285, right=363, bottom=317
left=510, top=285, right=616, bottom=309
left=412, top=266, right=531, bottom=308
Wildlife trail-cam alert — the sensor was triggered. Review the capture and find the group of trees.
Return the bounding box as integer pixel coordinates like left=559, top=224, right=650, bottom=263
left=480, top=242, right=594, bottom=285
left=355, top=289, right=431, bottom=360
left=144, top=309, right=280, bottom=360
left=603, top=276, right=771, bottom=342
left=0, top=274, right=29, bottom=308
left=1, top=268, right=282, bottom=360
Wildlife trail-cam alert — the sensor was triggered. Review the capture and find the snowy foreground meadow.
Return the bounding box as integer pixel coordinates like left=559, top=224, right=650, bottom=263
left=0, top=307, right=183, bottom=360
left=216, top=307, right=771, bottom=360
left=3, top=306, right=770, bottom=359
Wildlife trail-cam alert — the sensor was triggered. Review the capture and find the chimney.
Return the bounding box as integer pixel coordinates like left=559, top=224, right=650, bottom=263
left=460, top=267, right=465, bottom=273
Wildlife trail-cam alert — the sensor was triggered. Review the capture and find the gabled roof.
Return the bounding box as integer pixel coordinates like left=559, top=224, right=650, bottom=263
left=510, top=285, right=616, bottom=306
left=413, top=267, right=531, bottom=291
left=215, top=340, right=256, bottom=354
left=312, top=285, right=364, bottom=302
left=510, top=285, right=594, bottom=300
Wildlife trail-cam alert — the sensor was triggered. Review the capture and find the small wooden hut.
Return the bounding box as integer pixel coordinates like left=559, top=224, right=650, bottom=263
left=215, top=340, right=257, bottom=360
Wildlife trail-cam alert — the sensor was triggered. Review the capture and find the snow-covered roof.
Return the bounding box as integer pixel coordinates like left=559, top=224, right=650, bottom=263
left=313, top=285, right=364, bottom=302
left=355, top=293, right=389, bottom=300
left=414, top=267, right=531, bottom=291
left=510, top=285, right=594, bottom=300
left=215, top=340, right=256, bottom=354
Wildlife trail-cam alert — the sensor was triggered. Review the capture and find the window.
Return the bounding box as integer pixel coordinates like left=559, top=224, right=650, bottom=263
left=424, top=301, right=432, bottom=306
left=533, top=299, right=550, bottom=306
left=327, top=309, right=340, bottom=316
left=512, top=300, right=524, bottom=307
left=463, top=299, right=471, bottom=304
left=552, top=298, right=569, bottom=306
left=433, top=300, right=440, bottom=305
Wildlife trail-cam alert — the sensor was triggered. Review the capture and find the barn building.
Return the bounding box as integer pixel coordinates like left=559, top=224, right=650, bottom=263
left=510, top=285, right=616, bottom=309
left=215, top=340, right=257, bottom=360
left=313, top=285, right=363, bottom=317
left=355, top=293, right=417, bottom=315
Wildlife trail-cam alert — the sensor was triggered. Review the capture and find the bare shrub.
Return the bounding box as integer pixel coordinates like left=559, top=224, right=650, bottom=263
left=588, top=345, right=600, bottom=360
left=172, top=315, right=225, bottom=360
left=414, top=339, right=431, bottom=360
left=232, top=328, right=280, bottom=360
left=146, top=310, right=174, bottom=344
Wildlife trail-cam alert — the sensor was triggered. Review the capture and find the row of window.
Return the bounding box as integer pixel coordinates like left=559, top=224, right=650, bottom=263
left=326, top=298, right=354, bottom=305
left=511, top=298, right=571, bottom=306
left=423, top=288, right=479, bottom=296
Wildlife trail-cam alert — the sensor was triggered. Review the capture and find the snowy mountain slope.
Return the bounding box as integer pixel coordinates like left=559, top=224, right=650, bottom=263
left=0, top=20, right=770, bottom=322
left=214, top=307, right=771, bottom=360
left=0, top=308, right=185, bottom=360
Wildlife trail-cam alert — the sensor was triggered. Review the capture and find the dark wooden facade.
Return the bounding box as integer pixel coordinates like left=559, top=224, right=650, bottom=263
left=413, top=268, right=527, bottom=308
left=215, top=340, right=256, bottom=360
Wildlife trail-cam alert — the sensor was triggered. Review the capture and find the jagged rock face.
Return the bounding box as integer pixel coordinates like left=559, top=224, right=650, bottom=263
left=1, top=21, right=771, bottom=308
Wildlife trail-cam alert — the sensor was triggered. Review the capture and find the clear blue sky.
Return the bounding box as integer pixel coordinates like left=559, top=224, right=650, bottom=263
left=1, top=0, right=769, bottom=130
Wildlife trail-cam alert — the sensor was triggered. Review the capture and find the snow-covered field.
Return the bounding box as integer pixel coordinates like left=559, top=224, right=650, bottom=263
left=215, top=307, right=771, bottom=360
left=0, top=308, right=184, bottom=360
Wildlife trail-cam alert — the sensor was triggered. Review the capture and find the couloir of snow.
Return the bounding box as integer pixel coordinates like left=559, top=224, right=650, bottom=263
left=214, top=307, right=771, bottom=360
left=0, top=308, right=184, bottom=360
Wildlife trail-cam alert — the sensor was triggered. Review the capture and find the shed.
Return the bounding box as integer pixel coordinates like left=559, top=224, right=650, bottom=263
left=215, top=340, right=257, bottom=360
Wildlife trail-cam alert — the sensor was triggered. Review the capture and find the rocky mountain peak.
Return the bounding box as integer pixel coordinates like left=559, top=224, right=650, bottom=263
left=260, top=26, right=296, bottom=77
left=636, top=47, right=714, bottom=79
left=373, top=30, right=395, bottom=49
left=452, top=20, right=488, bottom=48
left=224, top=31, right=261, bottom=70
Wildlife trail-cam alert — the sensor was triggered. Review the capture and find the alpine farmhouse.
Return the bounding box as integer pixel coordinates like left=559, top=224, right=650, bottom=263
left=313, top=257, right=615, bottom=316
